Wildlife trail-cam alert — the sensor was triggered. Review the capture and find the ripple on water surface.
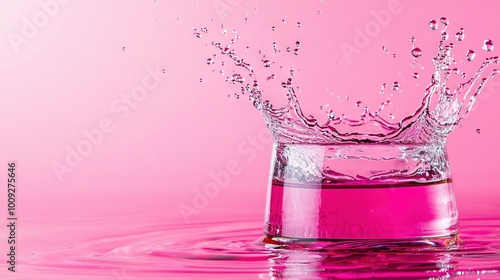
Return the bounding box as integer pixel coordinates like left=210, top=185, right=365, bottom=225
left=16, top=214, right=500, bottom=279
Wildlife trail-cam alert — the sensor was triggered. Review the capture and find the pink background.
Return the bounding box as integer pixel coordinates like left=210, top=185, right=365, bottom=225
left=0, top=0, right=499, bottom=277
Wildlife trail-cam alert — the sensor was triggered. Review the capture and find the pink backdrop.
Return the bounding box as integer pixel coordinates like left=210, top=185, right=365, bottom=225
left=0, top=0, right=499, bottom=277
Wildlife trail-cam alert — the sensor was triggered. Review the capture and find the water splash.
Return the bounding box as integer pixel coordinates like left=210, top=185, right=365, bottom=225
left=196, top=18, right=499, bottom=147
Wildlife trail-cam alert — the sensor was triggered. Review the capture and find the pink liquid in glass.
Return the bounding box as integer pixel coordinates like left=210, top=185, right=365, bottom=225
left=265, top=178, right=458, bottom=240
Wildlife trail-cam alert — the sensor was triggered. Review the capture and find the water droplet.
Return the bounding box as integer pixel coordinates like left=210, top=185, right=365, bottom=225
left=282, top=19, right=286, bottom=24
left=199, top=78, right=203, bottom=82
left=413, top=72, right=419, bottom=78
left=222, top=29, right=227, bottom=35
left=271, top=26, right=276, bottom=31
left=440, top=17, right=449, bottom=26
left=230, top=73, right=245, bottom=84
left=429, top=19, right=438, bottom=30
left=392, top=54, right=397, bottom=58
left=263, top=60, right=272, bottom=67
left=327, top=110, right=335, bottom=120
left=317, top=11, right=321, bottom=15
left=476, top=128, right=481, bottom=134
left=378, top=83, right=387, bottom=95
left=455, top=28, right=465, bottom=41
left=466, top=50, right=476, bottom=61
left=355, top=101, right=362, bottom=106
left=297, top=22, right=301, bottom=27
left=201, top=27, right=208, bottom=33
left=266, top=74, right=276, bottom=81
left=296, top=41, right=301, bottom=48
left=441, top=31, right=449, bottom=41
left=410, top=36, right=416, bottom=43
left=206, top=58, right=214, bottom=65
left=388, top=113, right=395, bottom=119
left=290, top=70, right=295, bottom=77
left=411, top=47, right=422, bottom=58
left=122, top=47, right=126, bottom=51
left=294, top=48, right=300, bottom=55
left=461, top=72, right=466, bottom=79
left=162, top=69, right=166, bottom=74
left=483, top=39, right=494, bottom=51
left=392, top=81, right=400, bottom=90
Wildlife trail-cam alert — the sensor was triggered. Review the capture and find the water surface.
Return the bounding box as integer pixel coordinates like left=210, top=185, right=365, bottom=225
left=9, top=209, right=500, bottom=279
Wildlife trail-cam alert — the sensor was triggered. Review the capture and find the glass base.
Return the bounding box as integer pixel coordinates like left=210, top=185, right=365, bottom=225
left=262, top=233, right=461, bottom=250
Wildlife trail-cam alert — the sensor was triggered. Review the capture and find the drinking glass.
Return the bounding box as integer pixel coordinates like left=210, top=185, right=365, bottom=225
left=264, top=142, right=459, bottom=245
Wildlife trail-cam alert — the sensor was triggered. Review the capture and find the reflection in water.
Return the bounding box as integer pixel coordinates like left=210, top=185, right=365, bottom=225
left=9, top=214, right=499, bottom=279
left=269, top=243, right=456, bottom=279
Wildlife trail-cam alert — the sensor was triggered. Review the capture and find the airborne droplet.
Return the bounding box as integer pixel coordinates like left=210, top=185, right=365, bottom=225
left=429, top=19, right=438, bottom=30
left=455, top=28, right=465, bottom=41
left=483, top=39, right=494, bottom=52
left=392, top=81, right=400, bottom=90
left=466, top=50, right=476, bottom=61
left=441, top=31, right=449, bottom=41
left=230, top=73, right=245, bottom=84
left=206, top=58, right=214, bottom=65
left=327, top=110, right=335, bottom=120
left=411, top=47, right=422, bottom=58
left=476, top=128, right=481, bottom=134
left=440, top=17, right=449, bottom=26
left=263, top=60, right=273, bottom=67
left=413, top=72, right=419, bottom=78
